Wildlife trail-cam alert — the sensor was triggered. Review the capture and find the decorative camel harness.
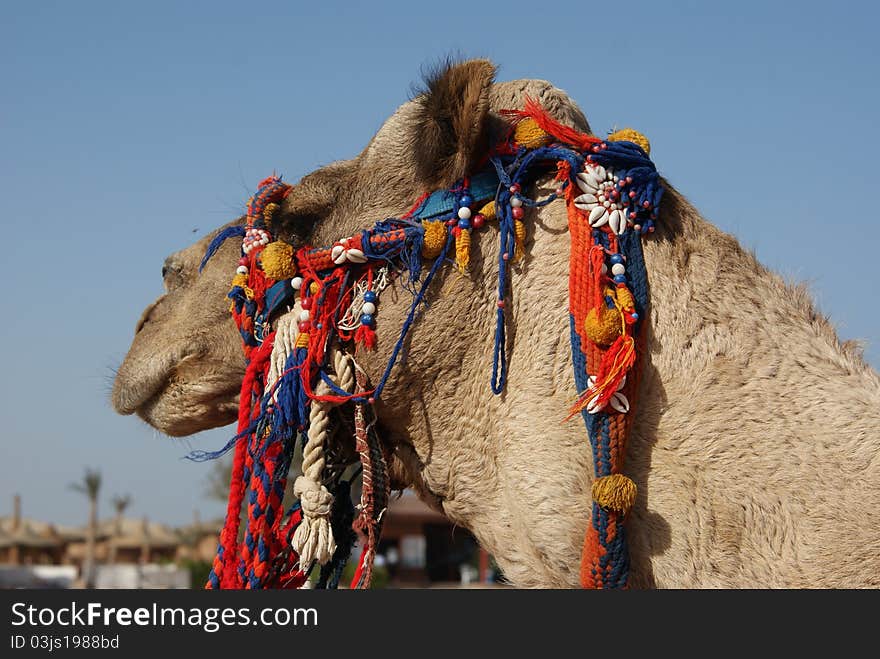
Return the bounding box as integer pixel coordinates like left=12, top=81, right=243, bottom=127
left=196, top=100, right=663, bottom=589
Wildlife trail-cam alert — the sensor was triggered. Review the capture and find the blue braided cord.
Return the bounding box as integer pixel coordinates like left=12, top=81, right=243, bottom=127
left=487, top=144, right=586, bottom=395
left=372, top=231, right=455, bottom=401
left=593, top=505, right=629, bottom=588
left=200, top=225, right=246, bottom=272
left=618, top=230, right=649, bottom=317
left=491, top=179, right=515, bottom=394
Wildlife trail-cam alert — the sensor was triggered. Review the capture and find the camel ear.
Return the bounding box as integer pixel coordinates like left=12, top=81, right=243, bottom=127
left=411, top=59, right=497, bottom=189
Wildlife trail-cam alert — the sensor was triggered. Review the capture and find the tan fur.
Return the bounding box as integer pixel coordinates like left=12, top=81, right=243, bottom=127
left=112, top=61, right=880, bottom=587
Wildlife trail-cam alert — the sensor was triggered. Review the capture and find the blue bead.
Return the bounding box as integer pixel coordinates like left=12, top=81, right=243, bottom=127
left=631, top=312, right=639, bottom=321
left=457, top=218, right=471, bottom=229
left=459, top=194, right=473, bottom=207
left=613, top=274, right=627, bottom=284
left=360, top=314, right=374, bottom=326
left=610, top=254, right=624, bottom=265
left=363, top=290, right=377, bottom=303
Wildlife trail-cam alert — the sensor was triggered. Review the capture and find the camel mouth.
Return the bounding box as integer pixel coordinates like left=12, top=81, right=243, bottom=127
left=112, top=350, right=242, bottom=436
left=135, top=379, right=241, bottom=437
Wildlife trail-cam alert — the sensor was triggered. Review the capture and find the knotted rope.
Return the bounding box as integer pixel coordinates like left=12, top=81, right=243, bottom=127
left=291, top=347, right=355, bottom=565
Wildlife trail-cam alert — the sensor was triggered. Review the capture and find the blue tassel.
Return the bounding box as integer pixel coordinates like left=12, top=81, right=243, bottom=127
left=200, top=225, right=246, bottom=272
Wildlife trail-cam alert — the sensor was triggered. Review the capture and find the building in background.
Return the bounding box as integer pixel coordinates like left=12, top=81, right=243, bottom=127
left=0, top=491, right=495, bottom=588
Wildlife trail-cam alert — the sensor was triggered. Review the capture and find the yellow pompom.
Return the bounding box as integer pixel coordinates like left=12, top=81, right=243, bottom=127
left=455, top=228, right=471, bottom=273
left=422, top=220, right=447, bottom=259
left=607, top=128, right=651, bottom=155
left=514, top=118, right=551, bottom=149
left=584, top=304, right=622, bottom=346
left=231, top=273, right=248, bottom=288
left=591, top=474, right=637, bottom=513
left=260, top=241, right=296, bottom=280
left=477, top=200, right=496, bottom=221
left=263, top=202, right=280, bottom=224
left=514, top=219, right=526, bottom=262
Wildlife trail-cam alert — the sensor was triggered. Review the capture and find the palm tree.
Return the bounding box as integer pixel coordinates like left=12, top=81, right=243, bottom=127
left=70, top=468, right=102, bottom=588
left=108, top=494, right=131, bottom=564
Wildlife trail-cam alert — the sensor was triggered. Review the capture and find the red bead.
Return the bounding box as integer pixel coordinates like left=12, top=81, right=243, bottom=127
left=511, top=207, right=524, bottom=220
left=238, top=257, right=249, bottom=266
left=298, top=320, right=310, bottom=332
left=555, top=187, right=564, bottom=196
left=472, top=214, right=485, bottom=229
left=497, top=300, right=505, bottom=308
left=367, top=397, right=375, bottom=405
left=301, top=297, right=312, bottom=310
left=502, top=252, right=509, bottom=261
left=509, top=183, right=520, bottom=193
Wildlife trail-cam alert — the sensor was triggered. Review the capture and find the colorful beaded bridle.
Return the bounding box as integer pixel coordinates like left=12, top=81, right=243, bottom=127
left=196, top=98, right=663, bottom=589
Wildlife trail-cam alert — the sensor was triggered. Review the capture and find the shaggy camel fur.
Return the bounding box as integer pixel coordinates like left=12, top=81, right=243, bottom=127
left=112, top=60, right=880, bottom=587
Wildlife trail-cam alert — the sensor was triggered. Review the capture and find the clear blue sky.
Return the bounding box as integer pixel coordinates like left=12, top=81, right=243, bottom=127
left=1, top=1, right=877, bottom=528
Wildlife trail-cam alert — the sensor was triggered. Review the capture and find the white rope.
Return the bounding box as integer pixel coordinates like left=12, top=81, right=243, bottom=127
left=291, top=347, right=355, bottom=566
left=266, top=305, right=300, bottom=396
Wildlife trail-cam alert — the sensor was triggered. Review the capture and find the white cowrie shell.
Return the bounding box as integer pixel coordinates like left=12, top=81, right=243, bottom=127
left=346, top=248, right=367, bottom=263
left=589, top=206, right=609, bottom=227
left=610, top=392, right=630, bottom=414
left=609, top=209, right=626, bottom=235
left=586, top=394, right=605, bottom=415
left=331, top=244, right=347, bottom=264
left=574, top=193, right=598, bottom=210
left=576, top=172, right=599, bottom=193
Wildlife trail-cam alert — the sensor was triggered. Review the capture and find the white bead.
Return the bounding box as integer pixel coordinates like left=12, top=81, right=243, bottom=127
left=236, top=265, right=248, bottom=275
left=457, top=206, right=472, bottom=220
left=291, top=276, right=303, bottom=290
left=299, top=310, right=310, bottom=322
left=603, top=201, right=611, bottom=208
left=510, top=196, right=523, bottom=208
left=361, top=302, right=376, bottom=315
left=601, top=264, right=608, bottom=275
left=612, top=263, right=626, bottom=275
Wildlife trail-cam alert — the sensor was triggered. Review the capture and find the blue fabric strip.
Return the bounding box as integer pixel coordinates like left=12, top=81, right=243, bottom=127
left=413, top=170, right=500, bottom=220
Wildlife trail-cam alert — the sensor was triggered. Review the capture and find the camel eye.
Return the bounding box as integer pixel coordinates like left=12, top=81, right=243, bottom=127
left=162, top=260, right=183, bottom=284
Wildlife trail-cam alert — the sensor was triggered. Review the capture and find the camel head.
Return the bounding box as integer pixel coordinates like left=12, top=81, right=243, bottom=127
left=111, top=225, right=245, bottom=435
left=112, top=59, right=589, bottom=439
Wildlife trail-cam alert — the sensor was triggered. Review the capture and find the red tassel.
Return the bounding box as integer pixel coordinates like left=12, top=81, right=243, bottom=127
left=355, top=323, right=377, bottom=351
left=510, top=97, right=603, bottom=152
left=566, top=335, right=635, bottom=420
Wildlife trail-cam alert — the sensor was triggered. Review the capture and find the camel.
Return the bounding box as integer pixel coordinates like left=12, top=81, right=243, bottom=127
left=112, top=60, right=880, bottom=588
